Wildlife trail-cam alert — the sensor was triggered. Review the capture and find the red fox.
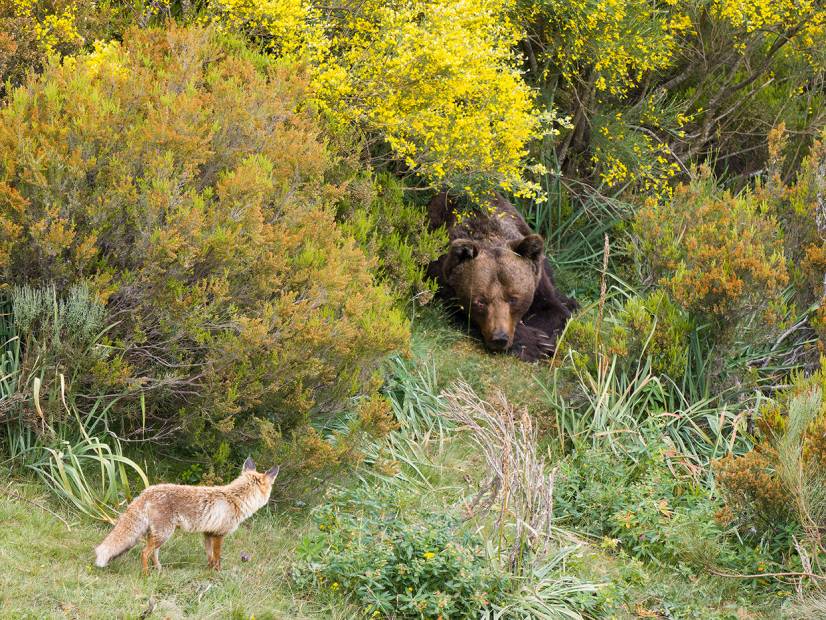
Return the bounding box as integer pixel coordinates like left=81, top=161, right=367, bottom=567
left=94, top=458, right=279, bottom=575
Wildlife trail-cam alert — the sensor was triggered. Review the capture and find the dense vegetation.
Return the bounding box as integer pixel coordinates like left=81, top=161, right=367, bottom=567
left=1, top=0, right=825, bottom=618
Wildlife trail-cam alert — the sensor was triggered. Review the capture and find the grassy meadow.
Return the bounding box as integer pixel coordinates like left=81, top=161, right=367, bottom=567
left=2, top=1, right=826, bottom=619
left=0, top=314, right=805, bottom=618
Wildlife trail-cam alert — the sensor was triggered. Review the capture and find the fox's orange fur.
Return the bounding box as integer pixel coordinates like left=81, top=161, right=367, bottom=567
left=95, top=458, right=278, bottom=574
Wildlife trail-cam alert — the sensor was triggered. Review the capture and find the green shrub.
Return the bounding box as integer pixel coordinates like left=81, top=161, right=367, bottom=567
left=0, top=25, right=409, bottom=471
left=337, top=173, right=447, bottom=304
left=558, top=290, right=692, bottom=382
left=9, top=284, right=114, bottom=419
left=555, top=445, right=776, bottom=576
left=556, top=447, right=712, bottom=563
left=294, top=487, right=508, bottom=619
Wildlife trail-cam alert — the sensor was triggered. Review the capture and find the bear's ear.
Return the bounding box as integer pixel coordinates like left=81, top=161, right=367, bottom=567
left=510, top=234, right=544, bottom=263
left=448, top=239, right=480, bottom=264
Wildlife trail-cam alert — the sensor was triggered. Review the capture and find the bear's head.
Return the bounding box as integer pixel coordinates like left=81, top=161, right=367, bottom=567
left=443, top=234, right=544, bottom=352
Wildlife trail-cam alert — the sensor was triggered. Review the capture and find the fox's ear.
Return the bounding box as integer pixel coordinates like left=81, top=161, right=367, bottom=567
left=243, top=456, right=256, bottom=472
left=265, top=465, right=280, bottom=480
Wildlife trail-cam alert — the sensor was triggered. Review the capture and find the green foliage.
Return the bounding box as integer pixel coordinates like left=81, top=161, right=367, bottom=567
left=338, top=174, right=447, bottom=303
left=556, top=447, right=719, bottom=565
left=559, top=290, right=692, bottom=381
left=294, top=487, right=508, bottom=619
left=0, top=25, right=408, bottom=471
left=554, top=445, right=780, bottom=583
left=9, top=284, right=113, bottom=420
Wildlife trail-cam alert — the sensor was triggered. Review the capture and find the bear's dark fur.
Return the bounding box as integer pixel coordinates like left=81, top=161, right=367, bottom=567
left=427, top=191, right=577, bottom=361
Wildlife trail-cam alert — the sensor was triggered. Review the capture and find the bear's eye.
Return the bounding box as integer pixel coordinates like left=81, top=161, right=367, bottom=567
left=472, top=298, right=487, bottom=308
left=507, top=296, right=520, bottom=306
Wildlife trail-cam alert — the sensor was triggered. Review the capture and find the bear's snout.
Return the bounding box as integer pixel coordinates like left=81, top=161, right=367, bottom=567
left=488, top=330, right=511, bottom=350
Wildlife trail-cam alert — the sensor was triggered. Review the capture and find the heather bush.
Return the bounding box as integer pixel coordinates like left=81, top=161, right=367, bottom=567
left=714, top=361, right=826, bottom=544
left=759, top=125, right=826, bottom=353
left=632, top=166, right=789, bottom=330
left=0, top=25, right=409, bottom=471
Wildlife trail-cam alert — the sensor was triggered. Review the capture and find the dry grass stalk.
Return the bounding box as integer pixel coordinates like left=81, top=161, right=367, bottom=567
left=442, top=381, right=556, bottom=572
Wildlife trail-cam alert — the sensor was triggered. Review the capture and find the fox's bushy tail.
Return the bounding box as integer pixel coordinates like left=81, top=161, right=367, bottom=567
left=94, top=504, right=148, bottom=567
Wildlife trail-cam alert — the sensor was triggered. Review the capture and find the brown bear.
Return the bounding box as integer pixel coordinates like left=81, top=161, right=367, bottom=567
left=427, top=191, right=577, bottom=361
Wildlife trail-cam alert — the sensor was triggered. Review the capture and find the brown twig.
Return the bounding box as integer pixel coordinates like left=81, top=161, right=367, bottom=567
left=710, top=568, right=826, bottom=581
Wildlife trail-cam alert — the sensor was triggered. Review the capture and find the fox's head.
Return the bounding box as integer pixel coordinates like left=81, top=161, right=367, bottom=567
left=240, top=457, right=280, bottom=507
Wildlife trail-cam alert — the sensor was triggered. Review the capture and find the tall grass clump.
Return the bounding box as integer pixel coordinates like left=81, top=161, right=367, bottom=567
left=443, top=382, right=557, bottom=574
left=29, top=377, right=148, bottom=523
left=2, top=371, right=149, bottom=522
left=358, top=355, right=451, bottom=492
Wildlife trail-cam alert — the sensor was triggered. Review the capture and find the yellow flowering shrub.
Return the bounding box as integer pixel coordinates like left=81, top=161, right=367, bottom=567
left=0, top=0, right=82, bottom=90
left=10, top=0, right=83, bottom=55
left=202, top=0, right=325, bottom=60
left=712, top=0, right=826, bottom=56
left=525, top=0, right=690, bottom=97
left=517, top=0, right=826, bottom=198
left=315, top=0, right=541, bottom=194
left=591, top=108, right=682, bottom=196
left=200, top=0, right=543, bottom=194
left=0, top=0, right=135, bottom=92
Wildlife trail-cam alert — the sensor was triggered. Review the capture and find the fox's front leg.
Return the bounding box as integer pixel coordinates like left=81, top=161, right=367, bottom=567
left=210, top=535, right=223, bottom=571
left=141, top=534, right=160, bottom=576
left=203, top=534, right=215, bottom=568
left=141, top=527, right=172, bottom=576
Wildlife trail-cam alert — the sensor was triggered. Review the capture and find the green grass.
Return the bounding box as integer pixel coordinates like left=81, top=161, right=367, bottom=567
left=0, top=478, right=354, bottom=620
left=0, top=313, right=803, bottom=619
